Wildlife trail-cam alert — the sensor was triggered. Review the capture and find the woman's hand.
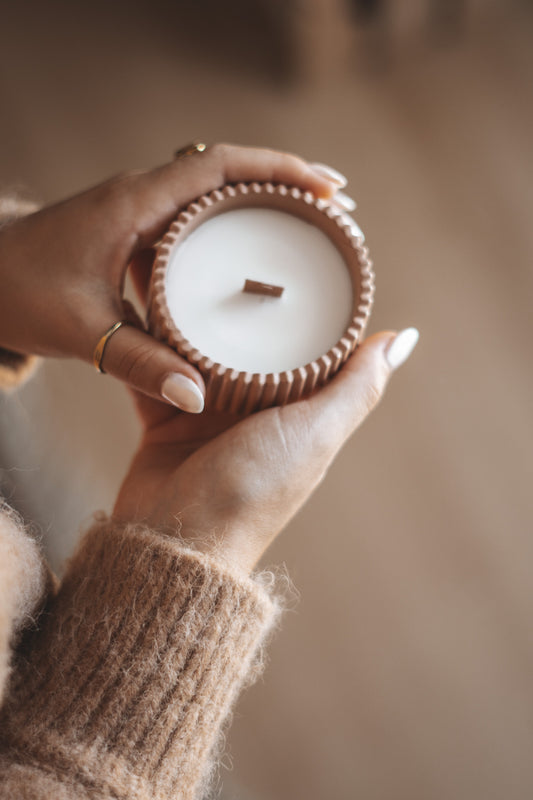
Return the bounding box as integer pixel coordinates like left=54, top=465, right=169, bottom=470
left=0, top=144, right=348, bottom=411
left=113, top=328, right=419, bottom=573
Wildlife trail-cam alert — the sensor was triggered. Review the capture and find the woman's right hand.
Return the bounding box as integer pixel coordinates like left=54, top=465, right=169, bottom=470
left=113, top=328, right=419, bottom=574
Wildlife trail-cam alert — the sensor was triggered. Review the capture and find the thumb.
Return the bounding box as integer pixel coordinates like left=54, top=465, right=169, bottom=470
left=98, top=319, right=206, bottom=414
left=310, top=327, right=420, bottom=441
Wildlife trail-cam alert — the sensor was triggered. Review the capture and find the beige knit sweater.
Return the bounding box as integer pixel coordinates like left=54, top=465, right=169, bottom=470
left=0, top=199, right=280, bottom=799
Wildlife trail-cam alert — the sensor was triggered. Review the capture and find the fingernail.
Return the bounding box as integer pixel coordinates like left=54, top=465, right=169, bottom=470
left=310, top=162, right=348, bottom=187
left=331, top=191, right=357, bottom=212
left=161, top=373, right=205, bottom=413
left=348, top=219, right=365, bottom=241
left=386, top=328, right=420, bottom=370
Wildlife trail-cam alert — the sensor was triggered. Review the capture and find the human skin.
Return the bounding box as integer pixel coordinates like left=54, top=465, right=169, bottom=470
left=113, top=328, right=414, bottom=574
left=0, top=144, right=347, bottom=409
left=0, top=143, right=418, bottom=571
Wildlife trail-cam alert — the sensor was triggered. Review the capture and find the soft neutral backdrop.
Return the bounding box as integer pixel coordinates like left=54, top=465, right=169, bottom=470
left=1, top=2, right=532, bottom=798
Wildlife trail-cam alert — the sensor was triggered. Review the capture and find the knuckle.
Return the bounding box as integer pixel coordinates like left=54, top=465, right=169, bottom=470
left=277, top=148, right=302, bottom=167
left=210, top=142, right=230, bottom=156
left=363, top=381, right=383, bottom=411
left=207, top=142, right=231, bottom=164
left=117, top=342, right=154, bottom=387
left=361, top=365, right=388, bottom=412
left=92, top=172, right=132, bottom=210
left=92, top=171, right=145, bottom=228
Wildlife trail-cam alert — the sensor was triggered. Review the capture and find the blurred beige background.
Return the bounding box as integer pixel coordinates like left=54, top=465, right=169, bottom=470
left=1, top=1, right=532, bottom=798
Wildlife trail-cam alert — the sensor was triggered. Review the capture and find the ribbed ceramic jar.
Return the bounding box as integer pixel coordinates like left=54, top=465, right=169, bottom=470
left=148, top=182, right=375, bottom=414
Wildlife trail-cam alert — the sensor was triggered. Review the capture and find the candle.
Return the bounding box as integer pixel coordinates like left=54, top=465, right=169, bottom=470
left=149, top=183, right=374, bottom=413
left=165, top=208, right=355, bottom=374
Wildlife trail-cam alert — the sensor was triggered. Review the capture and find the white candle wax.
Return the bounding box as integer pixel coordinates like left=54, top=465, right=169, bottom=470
left=165, top=208, right=355, bottom=374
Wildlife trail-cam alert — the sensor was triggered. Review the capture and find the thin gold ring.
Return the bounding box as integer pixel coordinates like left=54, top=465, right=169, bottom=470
left=174, top=142, right=207, bottom=160
left=93, top=320, right=128, bottom=374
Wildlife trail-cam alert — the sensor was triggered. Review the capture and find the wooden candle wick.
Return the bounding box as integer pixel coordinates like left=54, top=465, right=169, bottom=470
left=242, top=279, right=284, bottom=298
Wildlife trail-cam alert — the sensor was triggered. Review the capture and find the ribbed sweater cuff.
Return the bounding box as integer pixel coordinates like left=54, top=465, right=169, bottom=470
left=0, top=504, right=55, bottom=706
left=0, top=518, right=280, bottom=799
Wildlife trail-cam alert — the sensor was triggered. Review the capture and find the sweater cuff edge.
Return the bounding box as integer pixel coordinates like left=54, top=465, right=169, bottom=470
left=81, top=513, right=283, bottom=617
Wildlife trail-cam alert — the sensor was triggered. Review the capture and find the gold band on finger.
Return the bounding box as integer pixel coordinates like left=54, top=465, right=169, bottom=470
left=174, top=141, right=207, bottom=160
left=93, top=320, right=128, bottom=374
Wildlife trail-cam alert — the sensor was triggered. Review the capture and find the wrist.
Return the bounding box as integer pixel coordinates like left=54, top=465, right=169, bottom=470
left=190, top=526, right=260, bottom=577
left=154, top=520, right=260, bottom=577
left=112, top=500, right=258, bottom=577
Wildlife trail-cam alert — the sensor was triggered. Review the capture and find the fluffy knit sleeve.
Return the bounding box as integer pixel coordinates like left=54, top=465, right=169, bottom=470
left=0, top=196, right=40, bottom=389
left=0, top=505, right=54, bottom=705
left=0, top=516, right=280, bottom=800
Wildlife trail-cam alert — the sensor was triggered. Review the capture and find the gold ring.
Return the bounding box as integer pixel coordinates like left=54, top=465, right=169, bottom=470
left=93, top=321, right=128, bottom=374
left=174, top=142, right=207, bottom=160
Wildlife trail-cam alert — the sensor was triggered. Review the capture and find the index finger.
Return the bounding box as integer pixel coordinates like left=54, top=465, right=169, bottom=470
left=130, top=143, right=341, bottom=248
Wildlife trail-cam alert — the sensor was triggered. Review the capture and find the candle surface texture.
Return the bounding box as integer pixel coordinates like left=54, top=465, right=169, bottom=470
left=165, top=208, right=354, bottom=374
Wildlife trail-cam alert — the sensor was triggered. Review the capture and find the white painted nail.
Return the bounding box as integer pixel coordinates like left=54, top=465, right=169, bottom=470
left=161, top=373, right=205, bottom=413
left=331, top=191, right=357, bottom=212
left=386, top=328, right=420, bottom=370
left=348, top=219, right=365, bottom=241
left=310, top=162, right=348, bottom=187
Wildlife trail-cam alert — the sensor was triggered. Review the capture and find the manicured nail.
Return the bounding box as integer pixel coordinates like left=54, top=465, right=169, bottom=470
left=310, top=162, right=348, bottom=187
left=348, top=219, right=365, bottom=241
left=161, top=373, right=205, bottom=413
left=331, top=191, right=357, bottom=212
left=386, top=328, right=420, bottom=370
